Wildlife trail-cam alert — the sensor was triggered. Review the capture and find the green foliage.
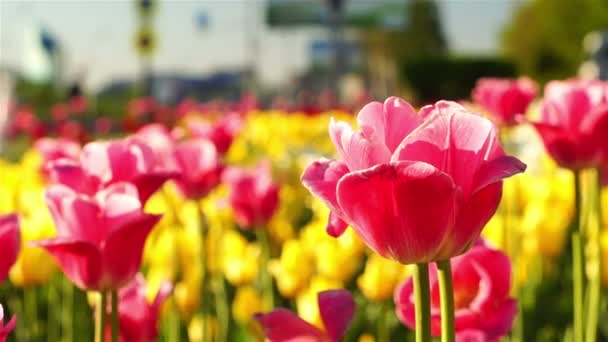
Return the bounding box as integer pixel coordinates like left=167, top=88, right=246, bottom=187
left=13, top=79, right=63, bottom=118
left=502, top=0, right=608, bottom=83
left=400, top=56, right=516, bottom=104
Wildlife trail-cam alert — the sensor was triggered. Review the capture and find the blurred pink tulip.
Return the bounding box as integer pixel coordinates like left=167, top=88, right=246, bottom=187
left=302, top=98, right=525, bottom=264
left=34, top=137, right=81, bottom=178
left=0, top=304, right=16, bottom=342
left=395, top=242, right=517, bottom=341
left=472, top=77, right=537, bottom=126
left=187, top=113, right=242, bottom=154
left=34, top=183, right=161, bottom=291
left=172, top=138, right=223, bottom=199
left=533, top=79, right=608, bottom=169
left=134, top=124, right=180, bottom=173
left=102, top=274, right=172, bottom=342
left=48, top=138, right=175, bottom=203
left=255, top=289, right=355, bottom=342
left=0, top=214, right=20, bottom=283
left=223, top=162, right=279, bottom=229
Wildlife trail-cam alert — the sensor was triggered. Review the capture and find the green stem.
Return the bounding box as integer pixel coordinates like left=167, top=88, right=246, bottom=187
left=377, top=301, right=390, bottom=342
left=62, top=276, right=74, bottom=342
left=256, top=229, right=275, bottom=309
left=111, top=290, right=119, bottom=342
left=47, top=280, right=59, bottom=342
left=437, top=260, right=455, bottom=342
left=572, top=170, right=585, bottom=342
left=213, top=276, right=229, bottom=342
left=198, top=204, right=209, bottom=341
left=95, top=291, right=107, bottom=342
left=169, top=298, right=181, bottom=342
left=24, top=286, right=38, bottom=340
left=584, top=169, right=602, bottom=342
left=413, top=263, right=431, bottom=342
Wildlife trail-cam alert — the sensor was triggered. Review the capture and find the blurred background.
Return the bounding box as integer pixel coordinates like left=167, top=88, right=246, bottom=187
left=2, top=0, right=607, bottom=121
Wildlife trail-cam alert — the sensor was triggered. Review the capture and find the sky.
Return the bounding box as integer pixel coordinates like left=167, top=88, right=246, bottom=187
left=0, top=0, right=519, bottom=91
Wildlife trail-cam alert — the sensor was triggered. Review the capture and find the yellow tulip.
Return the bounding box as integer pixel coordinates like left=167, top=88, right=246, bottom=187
left=269, top=239, right=314, bottom=298
left=232, top=286, right=264, bottom=323
left=296, top=276, right=342, bottom=329
left=221, top=230, right=259, bottom=286
left=358, top=254, right=408, bottom=301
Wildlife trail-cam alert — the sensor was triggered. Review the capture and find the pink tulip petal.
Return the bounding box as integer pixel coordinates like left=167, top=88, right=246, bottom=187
left=329, top=119, right=391, bottom=171
left=103, top=214, right=161, bottom=288
left=81, top=142, right=113, bottom=183
left=0, top=214, right=20, bottom=283
left=337, top=161, right=457, bottom=264
left=437, top=182, right=502, bottom=259
left=455, top=329, right=488, bottom=342
left=394, top=280, right=416, bottom=329
left=318, top=290, right=355, bottom=341
left=357, top=97, right=421, bottom=152
left=35, top=238, right=103, bottom=290
left=532, top=122, right=582, bottom=168
left=47, top=159, right=97, bottom=194
left=255, top=309, right=327, bottom=342
left=0, top=313, right=16, bottom=339
left=393, top=105, right=503, bottom=197
left=472, top=156, right=526, bottom=194
left=468, top=248, right=512, bottom=311
left=326, top=211, right=349, bottom=237
left=301, top=159, right=349, bottom=215
left=152, top=280, right=173, bottom=314
left=480, top=299, right=517, bottom=339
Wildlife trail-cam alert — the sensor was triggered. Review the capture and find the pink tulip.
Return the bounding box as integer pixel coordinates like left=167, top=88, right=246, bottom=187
left=302, top=98, right=525, bottom=264
left=172, top=138, right=223, bottom=199
left=255, top=289, right=355, bottom=342
left=0, top=214, right=20, bottom=283
left=472, top=77, right=537, bottom=126
left=102, top=274, right=172, bottom=342
left=187, top=113, right=242, bottom=154
left=48, top=138, right=175, bottom=203
left=532, top=79, right=608, bottom=169
left=395, top=242, right=517, bottom=341
left=35, top=137, right=81, bottom=178
left=34, top=183, right=161, bottom=291
left=223, top=162, right=279, bottom=229
left=0, top=304, right=16, bottom=342
left=133, top=124, right=180, bottom=173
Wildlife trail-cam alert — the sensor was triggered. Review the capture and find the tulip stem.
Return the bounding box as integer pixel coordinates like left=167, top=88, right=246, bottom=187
left=213, top=276, right=229, bottom=342
left=95, top=291, right=106, bottom=342
left=256, top=229, right=275, bottom=309
left=62, top=276, right=74, bottom=342
left=437, top=259, right=455, bottom=342
left=585, top=169, right=602, bottom=342
left=198, top=204, right=209, bottom=341
left=572, top=171, right=585, bottom=342
left=111, top=290, right=119, bottom=342
left=413, top=263, right=431, bottom=342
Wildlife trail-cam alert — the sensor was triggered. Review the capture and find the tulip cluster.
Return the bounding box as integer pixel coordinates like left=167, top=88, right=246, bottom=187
left=1, top=80, right=608, bottom=342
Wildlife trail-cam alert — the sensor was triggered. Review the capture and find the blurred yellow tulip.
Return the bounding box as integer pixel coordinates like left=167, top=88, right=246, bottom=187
left=358, top=254, right=408, bottom=301
left=232, top=286, right=264, bottom=323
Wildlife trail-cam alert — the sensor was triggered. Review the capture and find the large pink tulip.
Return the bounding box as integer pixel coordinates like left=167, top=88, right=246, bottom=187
left=172, top=138, right=223, bottom=199
left=395, top=242, right=517, bottom=341
left=302, top=98, right=525, bottom=264
left=0, top=304, right=16, bottom=342
left=101, top=274, right=172, bottom=342
left=255, top=289, right=355, bottom=342
left=472, top=77, right=537, bottom=126
left=0, top=214, right=20, bottom=283
left=223, top=162, right=279, bottom=229
left=48, top=138, right=174, bottom=203
left=532, top=79, right=608, bottom=169
left=34, top=183, right=161, bottom=291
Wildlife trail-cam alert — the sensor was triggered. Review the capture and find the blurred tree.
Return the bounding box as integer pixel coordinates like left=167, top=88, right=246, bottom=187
left=403, top=0, right=447, bottom=58
left=502, top=0, right=608, bottom=83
